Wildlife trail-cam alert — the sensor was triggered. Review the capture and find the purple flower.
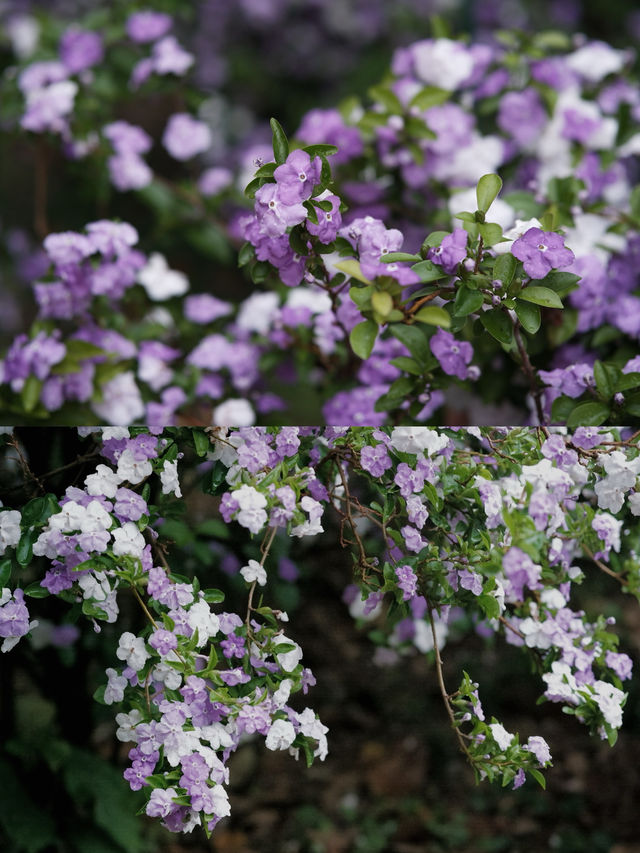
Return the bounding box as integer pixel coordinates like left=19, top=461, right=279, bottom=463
left=428, top=228, right=468, bottom=274
left=274, top=149, right=321, bottom=205
left=126, top=11, right=173, bottom=43
left=395, top=564, right=418, bottom=601
left=511, top=228, right=575, bottom=280
left=149, top=628, right=177, bottom=656
left=253, top=185, right=308, bottom=237
left=401, top=525, right=427, bottom=554
left=59, top=28, right=104, bottom=74
left=103, top=121, right=152, bottom=155
left=162, top=113, right=211, bottom=161
left=360, top=443, right=392, bottom=477
left=297, top=108, right=363, bottom=165
left=430, top=328, right=473, bottom=380
left=306, top=192, right=342, bottom=244
left=497, top=89, right=547, bottom=148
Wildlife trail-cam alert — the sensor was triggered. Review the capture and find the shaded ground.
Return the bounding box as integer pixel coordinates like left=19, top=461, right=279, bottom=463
left=154, top=563, right=640, bottom=853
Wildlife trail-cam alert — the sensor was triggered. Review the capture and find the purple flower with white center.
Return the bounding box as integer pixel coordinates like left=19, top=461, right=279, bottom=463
left=274, top=150, right=321, bottom=205
left=126, top=11, right=173, bottom=43
left=394, top=463, right=424, bottom=498
left=219, top=668, right=251, bottom=686
left=59, top=28, right=104, bottom=74
left=430, top=328, right=473, bottom=380
left=162, top=114, right=211, bottom=161
left=146, top=787, right=179, bottom=819
left=0, top=589, right=33, bottom=652
left=395, top=564, right=418, bottom=601
left=274, top=427, right=300, bottom=459
left=220, top=633, right=245, bottom=659
left=428, top=228, right=468, bottom=275
left=360, top=443, right=392, bottom=477
left=406, top=495, right=428, bottom=529
left=306, top=191, right=342, bottom=244
left=149, top=628, right=178, bottom=656
left=511, top=228, right=575, bottom=280
left=253, top=185, right=308, bottom=237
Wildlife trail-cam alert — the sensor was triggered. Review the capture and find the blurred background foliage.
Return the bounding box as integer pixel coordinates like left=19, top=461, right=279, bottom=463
left=2, top=428, right=640, bottom=852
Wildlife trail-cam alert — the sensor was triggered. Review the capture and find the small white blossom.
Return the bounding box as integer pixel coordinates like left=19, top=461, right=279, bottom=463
left=112, top=522, right=146, bottom=557
left=160, top=459, right=182, bottom=497
left=116, top=631, right=150, bottom=671
left=240, top=559, right=267, bottom=586
left=265, top=718, right=296, bottom=751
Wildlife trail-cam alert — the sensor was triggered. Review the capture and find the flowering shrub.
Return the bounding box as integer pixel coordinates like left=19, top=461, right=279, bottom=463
left=2, top=425, right=640, bottom=842
left=0, top=6, right=639, bottom=425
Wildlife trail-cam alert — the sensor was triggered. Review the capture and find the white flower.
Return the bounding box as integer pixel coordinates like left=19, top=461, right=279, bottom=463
left=112, top=522, right=146, bottom=557
left=84, top=464, right=122, bottom=498
left=115, top=708, right=143, bottom=742
left=104, top=667, right=128, bottom=704
left=116, top=631, right=150, bottom=671
left=234, top=484, right=268, bottom=534
left=81, top=500, right=113, bottom=533
left=212, top=398, right=256, bottom=427
left=49, top=500, right=86, bottom=533
left=389, top=427, right=449, bottom=457
left=411, top=38, right=474, bottom=90
left=117, top=448, right=153, bottom=484
left=138, top=253, right=189, bottom=301
left=0, top=510, right=22, bottom=555
left=186, top=600, right=220, bottom=644
left=489, top=722, right=514, bottom=751
left=275, top=635, right=303, bottom=672
left=160, top=459, right=182, bottom=497
left=265, top=718, right=296, bottom=751
left=236, top=291, right=280, bottom=335
left=565, top=41, right=627, bottom=82
left=240, top=559, right=267, bottom=586
left=628, top=493, right=640, bottom=516
left=92, top=372, right=145, bottom=426
left=152, top=661, right=182, bottom=691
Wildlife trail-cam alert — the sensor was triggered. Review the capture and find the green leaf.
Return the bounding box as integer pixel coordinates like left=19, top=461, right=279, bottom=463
left=203, top=588, right=225, bottom=603
left=593, top=361, right=620, bottom=400
left=335, top=259, right=373, bottom=285
left=616, top=372, right=640, bottom=392
left=253, top=161, right=277, bottom=178
left=237, top=241, right=255, bottom=267
left=349, top=285, right=373, bottom=310
left=374, top=377, right=416, bottom=412
left=388, top=324, right=431, bottom=365
left=476, top=173, right=503, bottom=213
left=24, top=581, right=49, bottom=598
left=515, top=299, right=541, bottom=334
left=389, top=357, right=423, bottom=376
left=454, top=285, right=484, bottom=317
left=518, top=286, right=563, bottom=309
left=243, top=177, right=262, bottom=199
left=0, top=558, right=11, bottom=586
left=20, top=374, right=42, bottom=414
left=192, top=429, right=210, bottom=457
left=529, top=768, right=547, bottom=789
left=368, top=84, right=404, bottom=115
left=413, top=305, right=451, bottom=328
left=303, top=143, right=339, bottom=157
left=16, top=532, right=33, bottom=567
left=350, top=320, right=378, bottom=359
left=566, top=401, right=611, bottom=428
left=421, top=231, right=450, bottom=250
left=478, top=593, right=500, bottom=620
left=206, top=460, right=229, bottom=495
left=478, top=223, right=504, bottom=246
left=410, top=260, right=449, bottom=283
left=408, top=85, right=450, bottom=110
left=372, top=291, right=393, bottom=317
left=381, top=252, right=422, bottom=263
left=270, top=117, right=289, bottom=164
left=480, top=309, right=513, bottom=345
left=493, top=253, right=517, bottom=287
left=537, top=270, right=581, bottom=297
left=551, top=395, right=577, bottom=423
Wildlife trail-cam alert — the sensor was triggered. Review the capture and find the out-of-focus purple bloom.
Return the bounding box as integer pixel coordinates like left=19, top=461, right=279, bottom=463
left=511, top=228, right=575, bottom=279
left=163, top=113, right=212, bottom=161
left=184, top=294, right=232, bottom=324
left=59, top=28, right=104, bottom=74
left=126, top=11, right=173, bottom=43
left=297, top=108, right=363, bottom=165
left=198, top=167, right=233, bottom=196
left=497, top=89, right=547, bottom=148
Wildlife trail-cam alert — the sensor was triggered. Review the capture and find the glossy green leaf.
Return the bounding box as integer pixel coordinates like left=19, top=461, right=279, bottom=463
left=413, top=305, right=451, bottom=328
left=350, top=320, right=378, bottom=359
left=493, top=253, right=517, bottom=287
left=410, top=260, right=449, bottom=282
left=372, top=291, right=393, bottom=317
left=389, top=324, right=431, bottom=365
left=270, top=117, right=289, bottom=164
left=566, top=401, right=611, bottom=428
left=476, top=173, right=503, bottom=213
left=480, top=309, right=513, bottom=345
left=335, top=259, right=373, bottom=285
left=518, top=286, right=563, bottom=309
left=514, top=299, right=541, bottom=334
left=454, top=285, right=484, bottom=317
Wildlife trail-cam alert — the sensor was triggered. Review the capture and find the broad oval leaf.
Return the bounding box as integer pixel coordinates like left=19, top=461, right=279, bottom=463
left=480, top=309, right=513, bottom=345
left=566, top=401, right=611, bottom=428
left=514, top=299, right=541, bottom=334
left=413, top=305, right=451, bottom=328
left=372, top=291, right=393, bottom=317
left=349, top=320, right=378, bottom=360
left=476, top=173, right=503, bottom=213
left=388, top=324, right=431, bottom=365
left=518, top=286, right=563, bottom=309
left=454, top=286, right=484, bottom=317
left=335, top=259, right=373, bottom=285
